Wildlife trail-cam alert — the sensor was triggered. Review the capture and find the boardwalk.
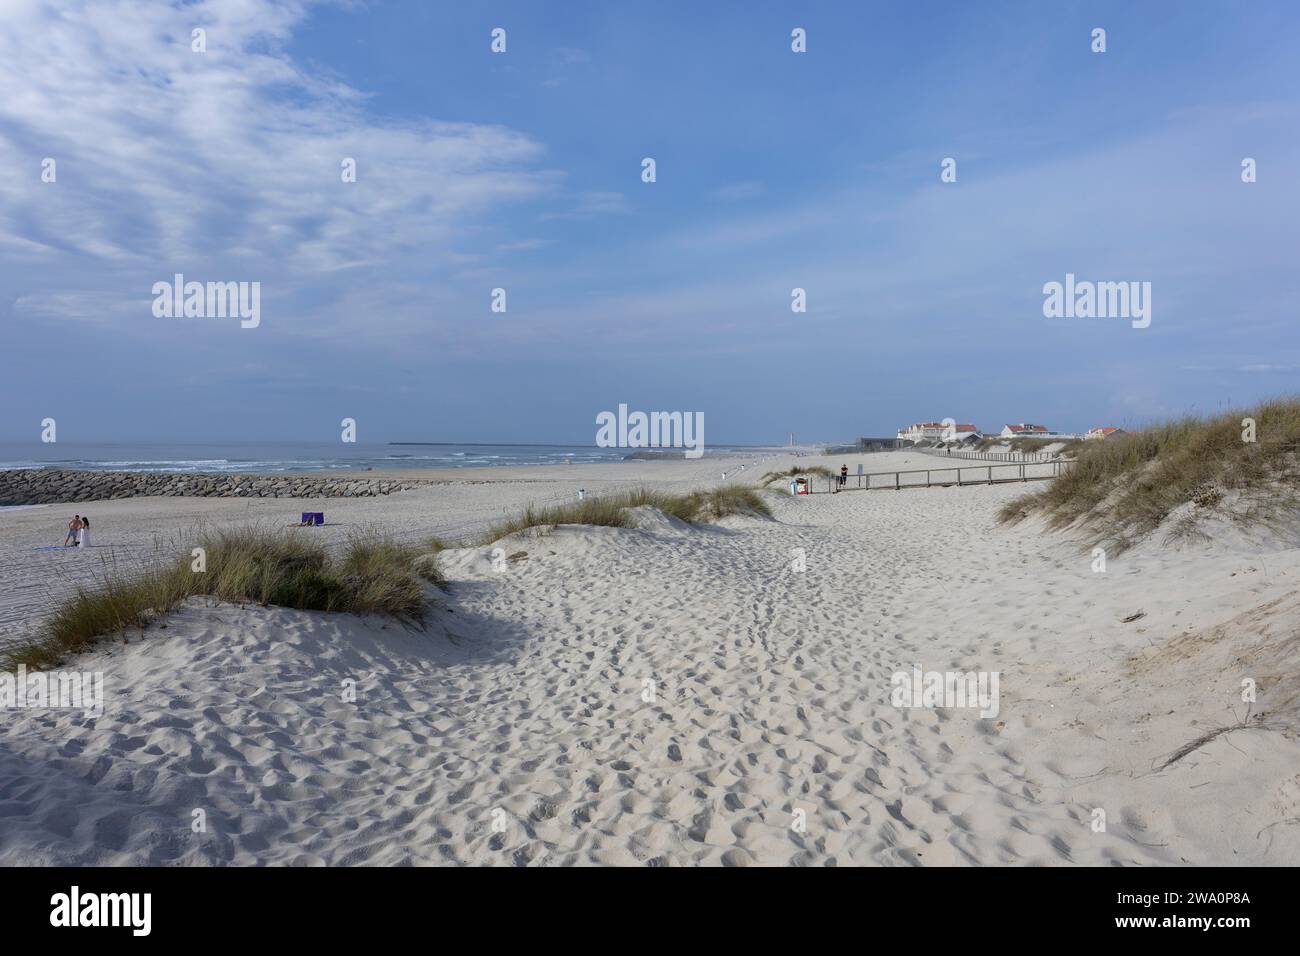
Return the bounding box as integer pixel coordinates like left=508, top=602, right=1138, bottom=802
left=804, top=458, right=1068, bottom=494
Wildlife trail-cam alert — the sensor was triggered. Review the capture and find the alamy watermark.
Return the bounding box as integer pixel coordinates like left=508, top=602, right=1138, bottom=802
left=50, top=886, right=150, bottom=936
left=152, top=273, right=260, bottom=328
left=890, top=666, right=1000, bottom=718
left=1043, top=273, right=1150, bottom=329
left=1, top=665, right=104, bottom=717
left=595, top=404, right=704, bottom=458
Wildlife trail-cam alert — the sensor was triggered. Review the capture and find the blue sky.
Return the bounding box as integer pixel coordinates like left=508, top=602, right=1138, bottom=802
left=2, top=0, right=1298, bottom=444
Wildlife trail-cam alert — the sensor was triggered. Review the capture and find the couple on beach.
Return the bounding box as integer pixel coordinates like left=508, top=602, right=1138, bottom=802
left=63, top=514, right=91, bottom=548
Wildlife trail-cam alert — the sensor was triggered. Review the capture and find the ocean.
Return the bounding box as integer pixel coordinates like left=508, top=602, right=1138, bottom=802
left=0, top=441, right=743, bottom=474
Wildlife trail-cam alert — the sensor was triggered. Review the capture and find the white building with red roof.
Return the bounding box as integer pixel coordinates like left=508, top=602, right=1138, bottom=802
left=1000, top=423, right=1052, bottom=438
left=897, top=421, right=983, bottom=443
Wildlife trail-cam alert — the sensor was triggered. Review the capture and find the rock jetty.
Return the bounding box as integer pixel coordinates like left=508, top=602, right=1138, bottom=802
left=0, top=469, right=432, bottom=506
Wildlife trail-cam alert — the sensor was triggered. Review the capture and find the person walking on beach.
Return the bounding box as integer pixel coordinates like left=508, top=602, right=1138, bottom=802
left=76, top=516, right=90, bottom=548
left=840, top=464, right=849, bottom=488
left=64, top=515, right=81, bottom=547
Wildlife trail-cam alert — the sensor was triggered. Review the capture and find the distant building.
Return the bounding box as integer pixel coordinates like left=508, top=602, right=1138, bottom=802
left=897, top=421, right=981, bottom=444
left=1000, top=423, right=1051, bottom=438
left=897, top=422, right=946, bottom=443
left=1084, top=427, right=1125, bottom=440
left=857, top=436, right=903, bottom=451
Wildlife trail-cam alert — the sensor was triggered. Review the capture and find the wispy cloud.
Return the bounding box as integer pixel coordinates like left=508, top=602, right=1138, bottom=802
left=496, top=238, right=555, bottom=254
left=0, top=0, right=556, bottom=322
left=1183, top=364, right=1300, bottom=373
left=710, top=181, right=763, bottom=202
left=541, top=190, right=630, bottom=220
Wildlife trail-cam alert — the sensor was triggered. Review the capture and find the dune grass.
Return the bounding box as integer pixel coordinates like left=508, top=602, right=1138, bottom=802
left=333, top=535, right=436, bottom=616
left=4, top=527, right=446, bottom=671
left=482, top=485, right=772, bottom=542
left=12, top=562, right=196, bottom=670
left=997, top=436, right=1083, bottom=456
left=687, top=486, right=774, bottom=521
left=968, top=436, right=1080, bottom=455
left=757, top=465, right=834, bottom=485
left=411, top=537, right=449, bottom=587
left=998, top=398, right=1300, bottom=553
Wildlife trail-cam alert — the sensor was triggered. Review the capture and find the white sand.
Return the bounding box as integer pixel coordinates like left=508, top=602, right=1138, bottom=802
left=0, top=454, right=777, bottom=647
left=2, top=450, right=1298, bottom=865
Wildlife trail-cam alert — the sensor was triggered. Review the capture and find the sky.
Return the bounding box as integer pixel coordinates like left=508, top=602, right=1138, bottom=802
left=1, top=0, right=1299, bottom=445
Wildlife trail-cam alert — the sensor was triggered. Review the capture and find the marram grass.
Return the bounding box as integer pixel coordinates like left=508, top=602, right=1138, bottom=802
left=4, top=527, right=446, bottom=672
left=757, top=465, right=834, bottom=485
left=998, top=397, right=1300, bottom=553
left=483, top=485, right=772, bottom=542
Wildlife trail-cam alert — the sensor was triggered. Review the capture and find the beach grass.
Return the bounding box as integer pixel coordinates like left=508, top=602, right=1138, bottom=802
left=757, top=465, right=834, bottom=485
left=969, top=436, right=1082, bottom=455
left=688, top=485, right=774, bottom=520
left=3, top=527, right=445, bottom=671
left=482, top=484, right=772, bottom=542
left=998, top=398, right=1300, bottom=552
left=11, top=563, right=196, bottom=670
left=1007, top=436, right=1082, bottom=455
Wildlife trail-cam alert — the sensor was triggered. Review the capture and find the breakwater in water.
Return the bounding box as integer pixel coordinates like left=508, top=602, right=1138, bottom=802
left=0, top=469, right=432, bottom=506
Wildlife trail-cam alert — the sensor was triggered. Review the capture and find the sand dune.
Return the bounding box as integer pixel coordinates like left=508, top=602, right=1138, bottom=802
left=2, top=451, right=1299, bottom=865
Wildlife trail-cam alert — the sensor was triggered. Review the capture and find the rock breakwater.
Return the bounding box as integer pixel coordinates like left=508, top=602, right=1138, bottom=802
left=0, top=469, right=431, bottom=506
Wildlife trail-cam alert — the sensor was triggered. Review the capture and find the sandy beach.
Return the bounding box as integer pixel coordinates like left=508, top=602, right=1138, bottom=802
left=0, top=452, right=777, bottom=647
left=3, top=450, right=1297, bottom=866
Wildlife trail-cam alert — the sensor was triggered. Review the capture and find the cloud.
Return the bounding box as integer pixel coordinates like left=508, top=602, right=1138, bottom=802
left=1182, top=364, right=1300, bottom=373
left=541, top=190, right=630, bottom=220
left=541, top=46, right=592, bottom=87
left=12, top=291, right=141, bottom=325
left=496, top=238, right=555, bottom=254
left=551, top=48, right=591, bottom=66
left=0, top=0, right=556, bottom=324
left=710, top=181, right=763, bottom=202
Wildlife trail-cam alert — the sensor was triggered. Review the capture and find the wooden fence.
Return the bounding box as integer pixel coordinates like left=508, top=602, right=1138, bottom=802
left=794, top=458, right=1071, bottom=494
left=914, top=447, right=1057, bottom=463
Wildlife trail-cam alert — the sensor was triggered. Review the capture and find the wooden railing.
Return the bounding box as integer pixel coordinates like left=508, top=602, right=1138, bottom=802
left=914, top=447, right=1057, bottom=463
left=795, top=458, right=1071, bottom=494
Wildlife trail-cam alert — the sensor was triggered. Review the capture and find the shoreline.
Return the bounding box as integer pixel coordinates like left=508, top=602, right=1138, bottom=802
left=0, top=451, right=796, bottom=506
left=0, top=449, right=805, bottom=642
left=0, top=448, right=938, bottom=643
left=0, top=443, right=804, bottom=480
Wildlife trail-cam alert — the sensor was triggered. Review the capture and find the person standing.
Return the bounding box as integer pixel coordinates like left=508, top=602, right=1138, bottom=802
left=76, top=516, right=90, bottom=548
left=840, top=464, right=849, bottom=488
left=64, top=515, right=81, bottom=547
